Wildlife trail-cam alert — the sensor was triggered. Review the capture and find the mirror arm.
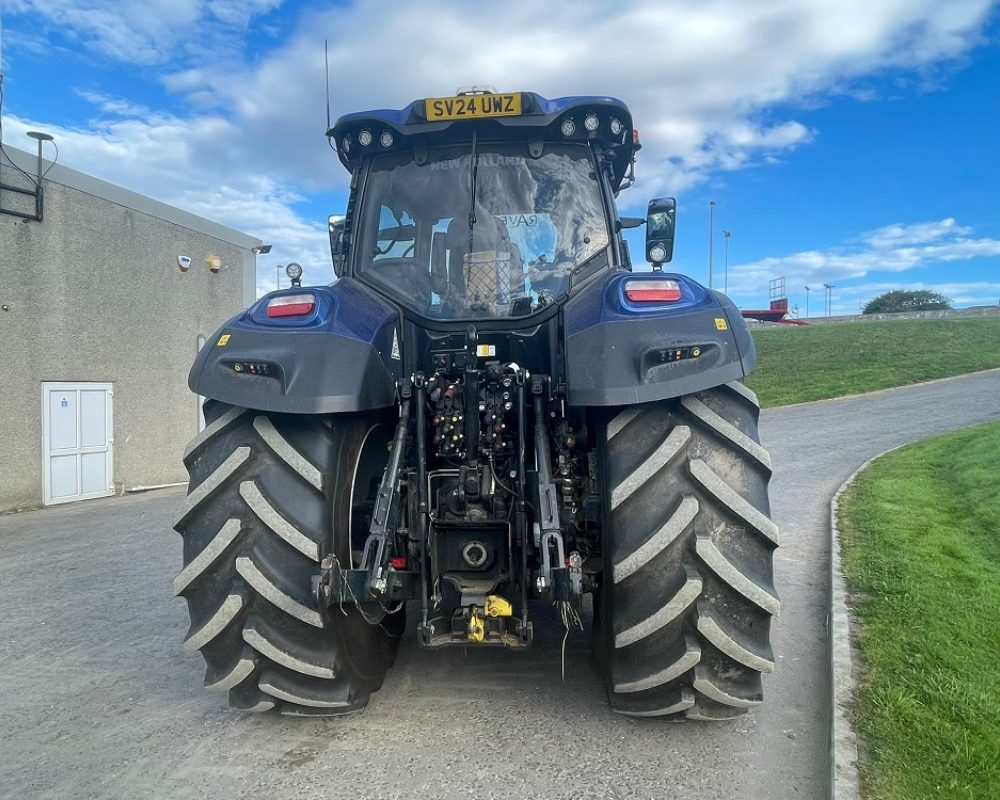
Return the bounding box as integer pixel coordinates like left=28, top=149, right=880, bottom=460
left=617, top=217, right=645, bottom=231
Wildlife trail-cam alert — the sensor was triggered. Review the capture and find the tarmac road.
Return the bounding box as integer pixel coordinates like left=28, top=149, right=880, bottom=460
left=2, top=369, right=998, bottom=800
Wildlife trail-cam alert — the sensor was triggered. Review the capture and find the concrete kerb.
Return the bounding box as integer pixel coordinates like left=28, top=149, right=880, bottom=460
left=828, top=444, right=905, bottom=800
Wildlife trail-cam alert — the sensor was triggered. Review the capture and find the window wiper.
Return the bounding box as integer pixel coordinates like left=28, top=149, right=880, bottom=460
left=467, top=130, right=479, bottom=265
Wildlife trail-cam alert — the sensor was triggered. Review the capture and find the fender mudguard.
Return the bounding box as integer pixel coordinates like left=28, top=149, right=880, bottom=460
left=189, top=278, right=403, bottom=414
left=563, top=270, right=754, bottom=406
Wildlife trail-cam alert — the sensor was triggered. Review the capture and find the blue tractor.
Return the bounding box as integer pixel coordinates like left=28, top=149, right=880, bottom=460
left=173, top=90, right=778, bottom=719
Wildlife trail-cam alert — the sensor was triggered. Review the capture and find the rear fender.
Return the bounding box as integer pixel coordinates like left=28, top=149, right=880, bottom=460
left=563, top=270, right=754, bottom=406
left=189, top=278, right=402, bottom=414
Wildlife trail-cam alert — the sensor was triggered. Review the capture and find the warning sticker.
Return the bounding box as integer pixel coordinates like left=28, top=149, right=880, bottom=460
left=391, top=328, right=401, bottom=360
left=217, top=334, right=231, bottom=346
left=476, top=344, right=497, bottom=358
left=714, top=318, right=729, bottom=331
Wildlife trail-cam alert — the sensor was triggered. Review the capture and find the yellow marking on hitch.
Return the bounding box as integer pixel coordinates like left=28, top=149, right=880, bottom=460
left=485, top=595, right=513, bottom=618
left=467, top=608, right=486, bottom=642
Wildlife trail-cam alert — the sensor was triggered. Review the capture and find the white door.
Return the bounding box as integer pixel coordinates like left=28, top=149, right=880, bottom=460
left=42, top=382, right=114, bottom=505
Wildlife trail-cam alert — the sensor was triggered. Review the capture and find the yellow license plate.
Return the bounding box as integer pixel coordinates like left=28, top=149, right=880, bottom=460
left=425, top=93, right=522, bottom=121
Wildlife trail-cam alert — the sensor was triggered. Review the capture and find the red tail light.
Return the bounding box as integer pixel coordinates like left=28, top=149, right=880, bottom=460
left=624, top=279, right=682, bottom=303
left=266, top=293, right=315, bottom=317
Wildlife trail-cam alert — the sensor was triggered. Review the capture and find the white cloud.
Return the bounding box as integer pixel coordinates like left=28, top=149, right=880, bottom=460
left=73, top=90, right=151, bottom=118
left=6, top=0, right=282, bottom=65
left=727, top=218, right=1000, bottom=310
left=862, top=218, right=972, bottom=248
left=4, top=0, right=996, bottom=297
left=151, top=0, right=992, bottom=196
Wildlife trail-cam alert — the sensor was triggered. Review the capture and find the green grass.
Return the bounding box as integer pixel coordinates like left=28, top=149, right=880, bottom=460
left=745, top=317, right=1000, bottom=407
left=838, top=421, right=1000, bottom=799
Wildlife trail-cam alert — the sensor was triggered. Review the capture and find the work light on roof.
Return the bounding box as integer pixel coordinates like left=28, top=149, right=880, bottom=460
left=560, top=119, right=576, bottom=137
left=380, top=131, right=394, bottom=148
left=358, top=130, right=373, bottom=147
left=341, top=135, right=351, bottom=153
left=609, top=118, right=623, bottom=136
left=584, top=114, right=599, bottom=132
left=285, top=262, right=303, bottom=281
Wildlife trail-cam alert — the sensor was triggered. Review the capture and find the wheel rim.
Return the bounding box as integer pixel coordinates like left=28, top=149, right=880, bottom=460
left=348, top=423, right=390, bottom=567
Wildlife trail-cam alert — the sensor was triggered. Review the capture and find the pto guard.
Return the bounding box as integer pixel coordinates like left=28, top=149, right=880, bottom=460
left=188, top=279, right=403, bottom=414
left=563, top=271, right=754, bottom=406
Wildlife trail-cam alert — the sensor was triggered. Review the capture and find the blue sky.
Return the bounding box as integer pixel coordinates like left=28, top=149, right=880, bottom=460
left=2, top=0, right=998, bottom=315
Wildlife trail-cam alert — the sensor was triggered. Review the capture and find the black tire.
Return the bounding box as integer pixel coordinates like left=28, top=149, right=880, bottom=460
left=173, top=401, right=404, bottom=715
left=593, top=381, right=778, bottom=720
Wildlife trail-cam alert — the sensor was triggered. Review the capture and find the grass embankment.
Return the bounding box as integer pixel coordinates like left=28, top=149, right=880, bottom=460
left=838, top=421, right=1000, bottom=799
left=745, top=317, right=1000, bottom=407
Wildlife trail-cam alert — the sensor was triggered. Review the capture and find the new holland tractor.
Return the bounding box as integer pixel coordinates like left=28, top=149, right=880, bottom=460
left=173, top=90, right=778, bottom=720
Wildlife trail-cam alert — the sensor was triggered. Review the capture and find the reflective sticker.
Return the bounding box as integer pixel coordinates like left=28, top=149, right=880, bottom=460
left=391, top=328, right=401, bottom=360
left=714, top=318, right=728, bottom=331
left=217, top=334, right=231, bottom=346
left=476, top=344, right=496, bottom=358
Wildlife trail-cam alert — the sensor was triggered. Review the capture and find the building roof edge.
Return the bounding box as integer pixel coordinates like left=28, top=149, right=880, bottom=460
left=3, top=145, right=262, bottom=250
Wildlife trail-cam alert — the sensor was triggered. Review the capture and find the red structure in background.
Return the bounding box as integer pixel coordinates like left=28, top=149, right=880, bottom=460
left=740, top=277, right=808, bottom=325
left=741, top=296, right=790, bottom=323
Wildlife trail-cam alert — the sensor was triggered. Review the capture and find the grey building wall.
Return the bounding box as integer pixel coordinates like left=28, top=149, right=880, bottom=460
left=1, top=147, right=260, bottom=511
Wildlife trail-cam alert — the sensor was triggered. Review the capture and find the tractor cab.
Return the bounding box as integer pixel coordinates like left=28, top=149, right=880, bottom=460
left=328, top=90, right=640, bottom=320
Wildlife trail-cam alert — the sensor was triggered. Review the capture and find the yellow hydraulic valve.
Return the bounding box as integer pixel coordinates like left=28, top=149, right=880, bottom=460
left=466, top=595, right=513, bottom=642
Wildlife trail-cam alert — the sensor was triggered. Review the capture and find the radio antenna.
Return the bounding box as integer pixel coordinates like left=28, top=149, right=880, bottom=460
left=324, top=39, right=332, bottom=133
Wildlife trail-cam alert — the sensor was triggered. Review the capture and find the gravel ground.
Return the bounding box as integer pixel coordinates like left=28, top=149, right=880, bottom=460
left=2, top=369, right=998, bottom=800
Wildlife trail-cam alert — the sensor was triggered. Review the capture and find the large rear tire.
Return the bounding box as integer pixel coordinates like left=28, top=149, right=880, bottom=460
left=594, top=381, right=778, bottom=720
left=173, top=401, right=403, bottom=715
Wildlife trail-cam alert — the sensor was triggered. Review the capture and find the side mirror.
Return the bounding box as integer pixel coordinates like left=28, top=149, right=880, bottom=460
left=645, top=197, right=676, bottom=268
left=329, top=215, right=347, bottom=277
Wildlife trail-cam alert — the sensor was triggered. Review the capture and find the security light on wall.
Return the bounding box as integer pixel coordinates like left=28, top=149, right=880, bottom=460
left=206, top=254, right=222, bottom=272
left=252, top=244, right=272, bottom=255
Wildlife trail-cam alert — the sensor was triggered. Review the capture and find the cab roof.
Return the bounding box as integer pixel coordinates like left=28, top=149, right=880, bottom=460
left=327, top=91, right=636, bottom=189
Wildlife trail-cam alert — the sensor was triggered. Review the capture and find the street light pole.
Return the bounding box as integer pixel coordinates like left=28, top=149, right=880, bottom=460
left=708, top=200, right=717, bottom=289
left=276, top=265, right=282, bottom=291
left=723, top=230, right=731, bottom=294
left=823, top=283, right=835, bottom=316
left=805, top=286, right=810, bottom=319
